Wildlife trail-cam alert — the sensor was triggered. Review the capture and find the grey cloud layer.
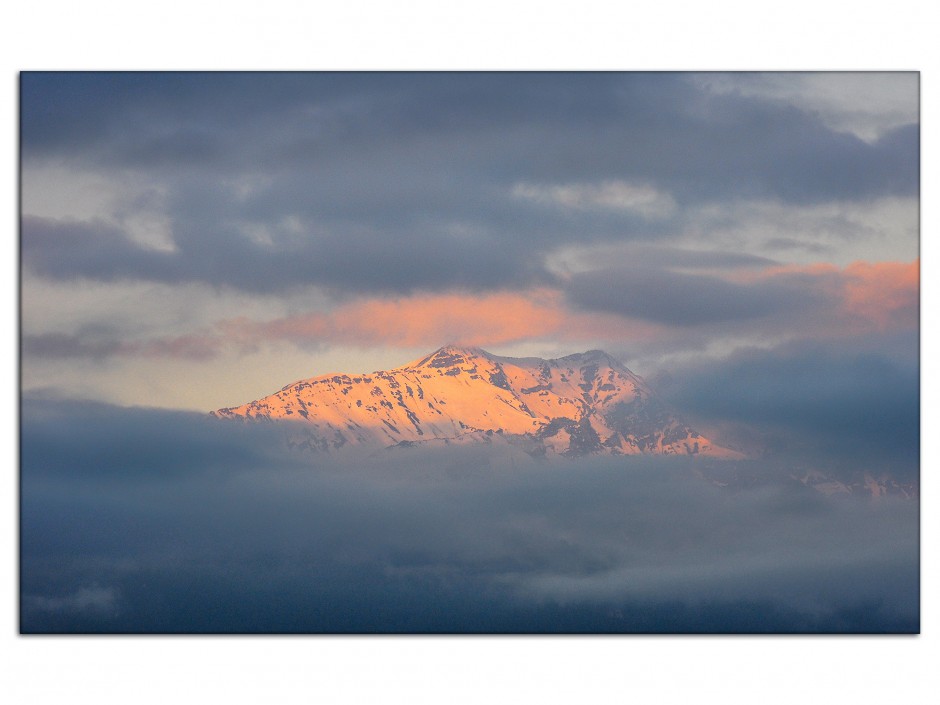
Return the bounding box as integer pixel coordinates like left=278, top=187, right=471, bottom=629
left=660, top=334, right=919, bottom=476
left=21, top=73, right=918, bottom=296
left=22, top=73, right=918, bottom=202
left=21, top=214, right=543, bottom=295
left=566, top=266, right=831, bottom=326
left=21, top=399, right=918, bottom=633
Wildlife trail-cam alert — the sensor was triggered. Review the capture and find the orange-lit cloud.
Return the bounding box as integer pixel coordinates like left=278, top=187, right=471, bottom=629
left=72, top=289, right=662, bottom=362
left=730, top=259, right=918, bottom=333
left=107, top=259, right=918, bottom=361
left=254, top=289, right=568, bottom=347
left=841, top=260, right=919, bottom=329
left=208, top=288, right=672, bottom=353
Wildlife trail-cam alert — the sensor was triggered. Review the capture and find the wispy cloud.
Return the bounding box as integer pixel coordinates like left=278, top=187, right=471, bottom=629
left=690, top=72, right=918, bottom=143
left=23, top=585, right=119, bottom=616
left=512, top=180, right=677, bottom=220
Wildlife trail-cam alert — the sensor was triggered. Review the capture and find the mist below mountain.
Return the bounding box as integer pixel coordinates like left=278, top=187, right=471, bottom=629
left=21, top=398, right=919, bottom=633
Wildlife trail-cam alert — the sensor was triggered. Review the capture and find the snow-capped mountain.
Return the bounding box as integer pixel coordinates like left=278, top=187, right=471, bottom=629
left=212, top=345, right=742, bottom=458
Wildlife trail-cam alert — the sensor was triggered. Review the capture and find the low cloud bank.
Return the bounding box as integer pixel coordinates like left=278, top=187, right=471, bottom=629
left=21, top=400, right=918, bottom=633
left=660, top=334, right=919, bottom=479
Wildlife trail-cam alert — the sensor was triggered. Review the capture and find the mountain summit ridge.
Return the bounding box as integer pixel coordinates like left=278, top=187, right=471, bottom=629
left=212, top=345, right=742, bottom=459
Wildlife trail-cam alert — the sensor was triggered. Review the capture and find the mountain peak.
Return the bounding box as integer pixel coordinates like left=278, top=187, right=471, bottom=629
left=213, top=345, right=742, bottom=459
left=408, top=344, right=491, bottom=369
left=561, top=349, right=613, bottom=362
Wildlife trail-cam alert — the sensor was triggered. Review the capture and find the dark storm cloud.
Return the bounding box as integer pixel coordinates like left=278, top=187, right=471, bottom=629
left=20, top=398, right=918, bottom=633
left=20, top=73, right=918, bottom=294
left=662, top=334, right=919, bottom=477
left=21, top=73, right=918, bottom=202
left=20, top=72, right=641, bottom=163
left=566, top=266, right=830, bottom=326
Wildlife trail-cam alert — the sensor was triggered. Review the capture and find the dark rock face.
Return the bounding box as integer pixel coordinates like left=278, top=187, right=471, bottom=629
left=488, top=367, right=512, bottom=390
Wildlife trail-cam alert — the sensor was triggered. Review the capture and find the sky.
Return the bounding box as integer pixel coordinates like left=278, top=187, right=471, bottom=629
left=18, top=72, right=920, bottom=635
left=21, top=72, right=919, bottom=418
left=20, top=72, right=920, bottom=633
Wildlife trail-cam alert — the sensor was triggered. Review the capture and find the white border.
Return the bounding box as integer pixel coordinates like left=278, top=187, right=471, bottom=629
left=4, top=2, right=937, bottom=703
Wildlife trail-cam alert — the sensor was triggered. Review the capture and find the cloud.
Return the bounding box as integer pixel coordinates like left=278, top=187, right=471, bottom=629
left=566, top=266, right=831, bottom=326
left=20, top=73, right=919, bottom=296
left=21, top=212, right=551, bottom=296
left=565, top=260, right=918, bottom=336
left=841, top=260, right=920, bottom=329
left=20, top=398, right=918, bottom=633
left=226, top=289, right=568, bottom=349
left=22, top=332, right=124, bottom=360
left=23, top=586, right=120, bottom=616
left=691, top=72, right=919, bottom=143
left=512, top=180, right=677, bottom=219
left=660, top=335, right=919, bottom=477
left=22, top=73, right=918, bottom=205
left=22, top=331, right=222, bottom=361
left=20, top=290, right=568, bottom=361
left=20, top=288, right=667, bottom=363
left=559, top=245, right=777, bottom=271
left=679, top=196, right=919, bottom=267
left=20, top=216, right=188, bottom=289
left=23, top=256, right=916, bottom=368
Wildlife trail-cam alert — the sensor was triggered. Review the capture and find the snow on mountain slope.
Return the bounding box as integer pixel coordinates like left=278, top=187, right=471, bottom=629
left=212, top=345, right=743, bottom=458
